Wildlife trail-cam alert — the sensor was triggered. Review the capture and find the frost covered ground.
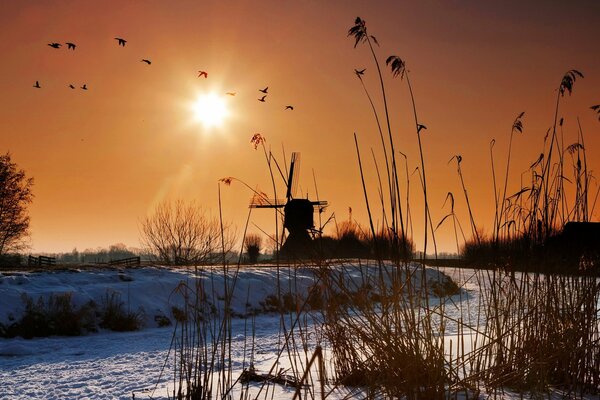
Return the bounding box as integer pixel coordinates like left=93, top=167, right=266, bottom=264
left=0, top=264, right=593, bottom=399
left=0, top=314, right=294, bottom=399
left=0, top=264, right=453, bottom=399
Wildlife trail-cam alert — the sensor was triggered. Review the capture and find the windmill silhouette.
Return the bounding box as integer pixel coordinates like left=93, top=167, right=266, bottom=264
left=249, top=152, right=327, bottom=258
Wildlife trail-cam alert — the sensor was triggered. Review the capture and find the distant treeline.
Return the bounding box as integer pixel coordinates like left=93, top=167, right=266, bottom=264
left=0, top=244, right=149, bottom=267
left=49, top=243, right=146, bottom=264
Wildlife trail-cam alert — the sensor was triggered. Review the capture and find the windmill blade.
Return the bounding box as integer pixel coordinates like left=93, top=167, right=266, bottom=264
left=291, top=154, right=301, bottom=198
left=249, top=196, right=286, bottom=208
left=310, top=200, right=329, bottom=215
left=286, top=152, right=301, bottom=200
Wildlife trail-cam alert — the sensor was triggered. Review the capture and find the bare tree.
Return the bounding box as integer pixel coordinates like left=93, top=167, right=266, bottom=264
left=0, top=153, right=34, bottom=255
left=140, top=200, right=235, bottom=265
left=244, top=233, right=262, bottom=263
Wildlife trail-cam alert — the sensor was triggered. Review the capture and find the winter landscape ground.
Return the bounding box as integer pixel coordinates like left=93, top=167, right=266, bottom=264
left=1, top=264, right=597, bottom=399
left=0, top=264, right=444, bottom=399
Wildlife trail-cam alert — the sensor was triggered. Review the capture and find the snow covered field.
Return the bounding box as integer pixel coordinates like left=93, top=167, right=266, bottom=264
left=0, top=264, right=457, bottom=399
left=0, top=265, right=596, bottom=399
left=0, top=313, right=300, bottom=399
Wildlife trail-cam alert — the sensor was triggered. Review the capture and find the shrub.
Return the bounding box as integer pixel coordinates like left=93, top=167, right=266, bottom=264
left=244, top=233, right=262, bottom=263
left=371, top=228, right=414, bottom=261
left=429, top=276, right=460, bottom=297
left=99, top=291, right=143, bottom=332
left=335, top=220, right=370, bottom=259
left=154, top=314, right=172, bottom=327
left=0, top=293, right=96, bottom=338
left=306, top=284, right=324, bottom=310
left=0, top=254, right=23, bottom=268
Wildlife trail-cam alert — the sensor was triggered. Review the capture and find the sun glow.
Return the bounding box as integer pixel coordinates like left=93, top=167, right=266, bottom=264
left=191, top=93, right=229, bottom=129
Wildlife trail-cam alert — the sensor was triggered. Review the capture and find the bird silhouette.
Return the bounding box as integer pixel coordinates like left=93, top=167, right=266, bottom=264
left=48, top=43, right=61, bottom=49
left=225, top=92, right=236, bottom=96
left=354, top=68, right=366, bottom=76
left=141, top=59, right=151, bottom=65
left=68, top=84, right=75, bottom=89
left=285, top=105, right=294, bottom=110
left=33, top=81, right=41, bottom=88
left=198, top=70, right=208, bottom=78
left=259, top=87, right=268, bottom=94
left=66, top=42, right=76, bottom=50
left=258, top=95, right=266, bottom=102
left=81, top=84, right=88, bottom=90
left=115, top=37, right=126, bottom=46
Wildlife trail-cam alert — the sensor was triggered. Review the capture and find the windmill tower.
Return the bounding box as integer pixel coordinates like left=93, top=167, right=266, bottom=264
left=249, top=152, right=328, bottom=258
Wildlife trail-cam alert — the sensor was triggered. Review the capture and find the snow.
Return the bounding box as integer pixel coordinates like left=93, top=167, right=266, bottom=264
left=0, top=264, right=593, bottom=399
left=0, top=263, right=456, bottom=328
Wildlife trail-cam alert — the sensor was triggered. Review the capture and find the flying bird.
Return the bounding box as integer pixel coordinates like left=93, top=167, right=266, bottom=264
left=48, top=42, right=61, bottom=49
left=68, top=84, right=75, bottom=89
left=198, top=70, right=208, bottom=78
left=259, top=87, right=268, bottom=94
left=225, top=92, right=236, bottom=96
left=141, top=59, right=151, bottom=65
left=114, top=37, right=126, bottom=46
left=285, top=105, right=294, bottom=110
left=81, top=84, right=88, bottom=90
left=66, top=42, right=76, bottom=50
left=33, top=81, right=41, bottom=88
left=354, top=68, right=366, bottom=76
left=258, top=95, right=266, bottom=102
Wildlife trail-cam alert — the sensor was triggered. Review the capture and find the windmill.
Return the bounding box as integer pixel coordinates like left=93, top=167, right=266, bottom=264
left=249, top=152, right=328, bottom=257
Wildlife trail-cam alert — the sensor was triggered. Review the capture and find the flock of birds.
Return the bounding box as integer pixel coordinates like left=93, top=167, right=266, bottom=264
left=35, top=37, right=295, bottom=111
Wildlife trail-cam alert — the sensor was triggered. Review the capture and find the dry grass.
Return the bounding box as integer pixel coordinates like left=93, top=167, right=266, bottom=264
left=162, top=18, right=599, bottom=400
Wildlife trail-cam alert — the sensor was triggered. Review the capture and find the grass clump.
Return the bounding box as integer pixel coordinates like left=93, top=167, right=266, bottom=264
left=0, top=290, right=145, bottom=338
left=474, top=271, right=600, bottom=396
left=321, top=262, right=464, bottom=399
left=0, top=293, right=96, bottom=338
left=99, top=291, right=144, bottom=332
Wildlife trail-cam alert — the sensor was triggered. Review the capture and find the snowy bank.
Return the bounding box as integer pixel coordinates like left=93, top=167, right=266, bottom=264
left=0, top=263, right=457, bottom=335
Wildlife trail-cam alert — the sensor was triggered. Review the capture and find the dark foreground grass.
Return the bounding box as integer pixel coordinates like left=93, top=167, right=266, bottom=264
left=156, top=15, right=600, bottom=400
left=0, top=291, right=143, bottom=338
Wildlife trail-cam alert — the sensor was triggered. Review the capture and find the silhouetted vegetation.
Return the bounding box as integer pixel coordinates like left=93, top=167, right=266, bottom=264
left=459, top=70, right=599, bottom=274
left=0, top=153, right=34, bottom=256
left=99, top=291, right=143, bottom=332
left=0, top=293, right=96, bottom=338
left=244, top=233, right=262, bottom=263
left=140, top=199, right=236, bottom=265
left=0, top=253, right=23, bottom=268
left=318, top=18, right=600, bottom=399
left=0, top=244, right=151, bottom=269
left=0, top=290, right=145, bottom=338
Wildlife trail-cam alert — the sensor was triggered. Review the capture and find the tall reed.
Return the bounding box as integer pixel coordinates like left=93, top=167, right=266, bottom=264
left=348, top=17, right=407, bottom=258
left=496, top=112, right=525, bottom=243
left=320, top=16, right=464, bottom=399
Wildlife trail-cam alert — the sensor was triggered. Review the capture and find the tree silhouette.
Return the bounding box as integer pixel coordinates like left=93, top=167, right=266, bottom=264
left=0, top=153, right=34, bottom=255
left=244, top=233, right=262, bottom=264
left=140, top=200, right=235, bottom=265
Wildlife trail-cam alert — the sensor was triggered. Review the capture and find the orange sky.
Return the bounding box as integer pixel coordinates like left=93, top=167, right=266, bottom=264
left=1, top=1, right=599, bottom=254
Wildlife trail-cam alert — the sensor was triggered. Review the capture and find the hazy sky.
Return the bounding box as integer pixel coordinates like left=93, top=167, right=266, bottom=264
left=1, top=1, right=599, bottom=254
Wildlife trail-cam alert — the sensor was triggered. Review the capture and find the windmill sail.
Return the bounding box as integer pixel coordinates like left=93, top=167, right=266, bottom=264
left=286, top=152, right=301, bottom=201
left=249, top=192, right=286, bottom=208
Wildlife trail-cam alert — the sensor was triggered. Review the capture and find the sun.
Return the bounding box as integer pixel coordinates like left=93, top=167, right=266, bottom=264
left=191, top=93, right=229, bottom=129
